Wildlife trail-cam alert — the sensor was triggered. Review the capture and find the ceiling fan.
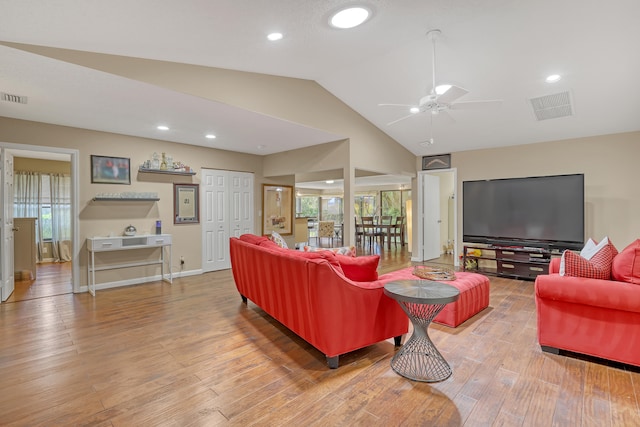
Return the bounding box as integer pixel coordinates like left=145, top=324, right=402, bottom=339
left=379, top=29, right=502, bottom=139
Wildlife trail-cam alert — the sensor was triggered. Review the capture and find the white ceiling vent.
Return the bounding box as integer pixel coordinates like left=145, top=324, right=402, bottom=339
left=529, top=91, right=572, bottom=121
left=1, top=92, right=28, bottom=104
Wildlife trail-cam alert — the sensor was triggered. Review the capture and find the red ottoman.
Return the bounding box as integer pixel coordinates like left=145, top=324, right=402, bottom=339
left=379, top=268, right=491, bottom=327
left=433, top=272, right=490, bottom=327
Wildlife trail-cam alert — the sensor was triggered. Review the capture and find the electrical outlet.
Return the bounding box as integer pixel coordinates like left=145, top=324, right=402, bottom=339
left=180, top=256, right=185, bottom=266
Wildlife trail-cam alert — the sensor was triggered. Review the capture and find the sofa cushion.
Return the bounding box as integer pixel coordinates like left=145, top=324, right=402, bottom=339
left=239, top=234, right=269, bottom=245
left=612, top=239, right=640, bottom=285
left=561, top=239, right=617, bottom=279
left=288, top=249, right=343, bottom=274
left=336, top=254, right=379, bottom=282
left=303, top=245, right=356, bottom=257
left=270, top=231, right=288, bottom=249
left=258, top=239, right=282, bottom=250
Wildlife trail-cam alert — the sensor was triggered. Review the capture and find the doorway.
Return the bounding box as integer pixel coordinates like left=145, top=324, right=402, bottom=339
left=1, top=143, right=79, bottom=302
left=417, top=169, right=457, bottom=267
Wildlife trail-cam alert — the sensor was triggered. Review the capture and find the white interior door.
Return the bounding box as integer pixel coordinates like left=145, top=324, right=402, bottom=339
left=422, top=173, right=441, bottom=261
left=228, top=172, right=253, bottom=239
left=1, top=150, right=15, bottom=301
left=202, top=169, right=229, bottom=272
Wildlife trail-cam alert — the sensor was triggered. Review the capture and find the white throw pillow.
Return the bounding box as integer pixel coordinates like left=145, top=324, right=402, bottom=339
left=270, top=231, right=288, bottom=249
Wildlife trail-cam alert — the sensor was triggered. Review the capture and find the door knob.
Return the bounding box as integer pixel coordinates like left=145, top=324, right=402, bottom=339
left=12, top=227, right=19, bottom=232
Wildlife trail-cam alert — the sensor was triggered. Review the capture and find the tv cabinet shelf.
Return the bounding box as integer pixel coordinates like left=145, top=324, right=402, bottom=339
left=463, top=244, right=554, bottom=280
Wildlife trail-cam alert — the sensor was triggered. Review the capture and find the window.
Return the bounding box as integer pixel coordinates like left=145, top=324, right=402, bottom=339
left=354, top=194, right=376, bottom=217
left=321, top=197, right=343, bottom=223
left=40, top=175, right=53, bottom=240
left=381, top=189, right=411, bottom=218
left=296, top=196, right=320, bottom=219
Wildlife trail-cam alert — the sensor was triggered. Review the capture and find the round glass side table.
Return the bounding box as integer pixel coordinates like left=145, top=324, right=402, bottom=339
left=384, top=279, right=460, bottom=382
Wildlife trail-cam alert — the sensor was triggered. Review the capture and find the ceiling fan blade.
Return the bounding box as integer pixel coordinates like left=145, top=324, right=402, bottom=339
left=449, top=99, right=503, bottom=110
left=378, top=103, right=416, bottom=108
left=387, top=113, right=418, bottom=126
left=436, top=85, right=468, bottom=104
left=434, top=109, right=456, bottom=124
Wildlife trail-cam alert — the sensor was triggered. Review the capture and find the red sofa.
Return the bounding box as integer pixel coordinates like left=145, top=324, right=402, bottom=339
left=229, top=234, right=409, bottom=368
left=535, top=257, right=640, bottom=367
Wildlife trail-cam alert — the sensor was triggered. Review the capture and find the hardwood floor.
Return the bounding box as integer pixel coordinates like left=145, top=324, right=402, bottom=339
left=1, top=247, right=639, bottom=426
left=7, top=262, right=73, bottom=302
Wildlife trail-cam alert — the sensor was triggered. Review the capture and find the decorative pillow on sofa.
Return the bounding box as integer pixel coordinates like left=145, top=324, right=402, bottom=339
left=290, top=249, right=343, bottom=274
left=612, top=239, right=640, bottom=284
left=336, top=254, right=379, bottom=282
left=303, top=245, right=356, bottom=257
left=560, top=237, right=618, bottom=279
left=239, top=234, right=269, bottom=245
left=270, top=231, right=288, bottom=249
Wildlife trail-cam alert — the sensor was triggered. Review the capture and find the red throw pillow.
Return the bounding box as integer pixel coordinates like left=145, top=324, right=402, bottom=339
left=290, top=249, right=344, bottom=274
left=336, top=254, right=379, bottom=282
left=239, top=234, right=269, bottom=245
left=612, top=239, right=640, bottom=284
left=562, top=241, right=616, bottom=280
left=257, top=239, right=282, bottom=250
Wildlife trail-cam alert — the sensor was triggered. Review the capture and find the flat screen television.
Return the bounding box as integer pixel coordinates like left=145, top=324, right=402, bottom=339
left=463, top=174, right=584, bottom=251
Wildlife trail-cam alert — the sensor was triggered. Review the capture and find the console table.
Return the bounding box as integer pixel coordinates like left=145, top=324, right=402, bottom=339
left=86, top=234, right=172, bottom=296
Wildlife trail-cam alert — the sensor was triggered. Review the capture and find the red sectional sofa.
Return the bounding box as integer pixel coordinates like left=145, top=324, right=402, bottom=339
left=535, top=257, right=640, bottom=367
left=229, top=234, right=410, bottom=368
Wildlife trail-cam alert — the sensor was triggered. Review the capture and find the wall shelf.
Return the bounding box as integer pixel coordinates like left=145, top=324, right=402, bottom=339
left=92, top=197, right=159, bottom=201
left=138, top=167, right=195, bottom=176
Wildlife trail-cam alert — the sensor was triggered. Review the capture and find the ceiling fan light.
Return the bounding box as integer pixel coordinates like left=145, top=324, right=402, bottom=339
left=330, top=7, right=370, bottom=29
left=435, top=84, right=451, bottom=95
left=545, top=74, right=562, bottom=83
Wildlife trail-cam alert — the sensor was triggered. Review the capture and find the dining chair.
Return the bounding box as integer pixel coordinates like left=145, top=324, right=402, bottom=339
left=318, top=220, right=335, bottom=247
left=391, top=216, right=405, bottom=246
left=360, top=216, right=376, bottom=247
left=376, top=215, right=393, bottom=247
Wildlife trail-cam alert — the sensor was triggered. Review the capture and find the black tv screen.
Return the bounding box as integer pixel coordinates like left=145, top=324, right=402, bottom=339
left=463, top=174, right=584, bottom=250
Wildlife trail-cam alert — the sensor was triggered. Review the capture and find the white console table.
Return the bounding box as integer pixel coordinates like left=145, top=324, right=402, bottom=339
left=86, top=234, right=172, bottom=296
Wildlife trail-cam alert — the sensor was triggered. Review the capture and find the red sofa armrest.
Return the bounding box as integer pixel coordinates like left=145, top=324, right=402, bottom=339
left=549, top=257, right=561, bottom=274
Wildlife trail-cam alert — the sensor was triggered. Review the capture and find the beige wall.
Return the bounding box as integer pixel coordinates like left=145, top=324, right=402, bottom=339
left=14, top=157, right=71, bottom=174
left=452, top=131, right=640, bottom=251
left=1, top=117, right=263, bottom=286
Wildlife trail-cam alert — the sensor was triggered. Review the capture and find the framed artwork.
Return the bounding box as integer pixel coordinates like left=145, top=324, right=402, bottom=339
left=422, top=154, right=451, bottom=170
left=262, top=184, right=293, bottom=235
left=91, top=155, right=131, bottom=184
left=174, top=183, right=199, bottom=224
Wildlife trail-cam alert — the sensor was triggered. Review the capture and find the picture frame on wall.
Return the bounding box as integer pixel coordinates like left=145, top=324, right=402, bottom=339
left=90, top=155, right=131, bottom=184
left=174, top=183, right=199, bottom=224
left=422, top=154, right=451, bottom=170
left=262, top=184, right=293, bottom=235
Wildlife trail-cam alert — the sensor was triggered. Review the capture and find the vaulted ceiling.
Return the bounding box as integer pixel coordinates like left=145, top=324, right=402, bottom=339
left=1, top=0, right=639, bottom=157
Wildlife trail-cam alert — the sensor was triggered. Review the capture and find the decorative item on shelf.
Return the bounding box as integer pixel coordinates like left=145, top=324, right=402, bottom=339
left=124, top=225, right=137, bottom=236
left=412, top=265, right=457, bottom=281
left=160, top=152, right=168, bottom=170
left=151, top=152, right=160, bottom=169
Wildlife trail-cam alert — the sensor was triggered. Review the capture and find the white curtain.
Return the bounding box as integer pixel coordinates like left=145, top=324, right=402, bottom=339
left=14, top=171, right=72, bottom=262
left=49, top=174, right=72, bottom=262
left=13, top=172, right=44, bottom=261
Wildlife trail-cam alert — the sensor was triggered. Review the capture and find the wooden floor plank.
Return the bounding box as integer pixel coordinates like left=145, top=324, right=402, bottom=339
left=1, top=248, right=640, bottom=425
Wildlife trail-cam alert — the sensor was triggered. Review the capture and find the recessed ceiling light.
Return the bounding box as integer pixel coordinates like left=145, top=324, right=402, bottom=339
left=546, top=74, right=562, bottom=83
left=157, top=125, right=169, bottom=131
left=435, top=84, right=452, bottom=95
left=410, top=107, right=420, bottom=114
left=205, top=134, right=216, bottom=139
left=329, top=7, right=370, bottom=29
left=326, top=180, right=335, bottom=184
left=267, top=32, right=283, bottom=41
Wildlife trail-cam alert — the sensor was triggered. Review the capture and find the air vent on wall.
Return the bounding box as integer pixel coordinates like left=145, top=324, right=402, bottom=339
left=529, top=91, right=572, bottom=121
left=1, top=92, right=28, bottom=104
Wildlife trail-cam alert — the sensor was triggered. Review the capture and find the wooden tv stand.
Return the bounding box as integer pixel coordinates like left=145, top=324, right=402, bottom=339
left=462, top=244, right=555, bottom=280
